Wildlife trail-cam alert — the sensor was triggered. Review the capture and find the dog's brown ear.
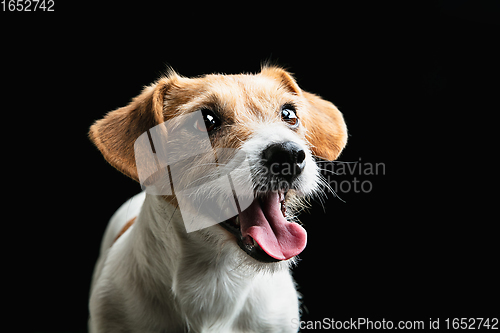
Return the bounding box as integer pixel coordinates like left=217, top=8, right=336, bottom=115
left=260, top=66, right=347, bottom=160
left=301, top=91, right=348, bottom=161
left=260, top=66, right=301, bottom=95
left=89, top=76, right=175, bottom=181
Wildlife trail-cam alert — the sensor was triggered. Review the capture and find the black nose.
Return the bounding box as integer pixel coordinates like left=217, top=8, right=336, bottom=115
left=262, top=141, right=306, bottom=183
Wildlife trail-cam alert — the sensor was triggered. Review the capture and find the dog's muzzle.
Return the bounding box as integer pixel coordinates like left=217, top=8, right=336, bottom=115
left=219, top=141, right=309, bottom=263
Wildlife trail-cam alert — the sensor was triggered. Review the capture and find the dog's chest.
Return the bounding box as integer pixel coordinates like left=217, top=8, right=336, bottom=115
left=171, top=267, right=299, bottom=332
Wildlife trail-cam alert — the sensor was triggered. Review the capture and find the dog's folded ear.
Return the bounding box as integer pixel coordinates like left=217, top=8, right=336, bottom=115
left=89, top=76, right=175, bottom=181
left=260, top=66, right=301, bottom=95
left=260, top=66, right=347, bottom=161
left=301, top=91, right=348, bottom=161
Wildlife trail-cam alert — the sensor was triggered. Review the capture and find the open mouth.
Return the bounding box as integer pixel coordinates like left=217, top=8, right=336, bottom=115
left=219, top=191, right=307, bottom=263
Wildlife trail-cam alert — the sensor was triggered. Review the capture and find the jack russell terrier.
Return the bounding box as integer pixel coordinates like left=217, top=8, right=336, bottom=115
left=88, top=66, right=347, bottom=332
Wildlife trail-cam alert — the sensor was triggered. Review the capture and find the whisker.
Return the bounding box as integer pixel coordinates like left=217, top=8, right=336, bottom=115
left=317, top=167, right=339, bottom=176
left=317, top=173, right=345, bottom=203
left=314, top=158, right=359, bottom=164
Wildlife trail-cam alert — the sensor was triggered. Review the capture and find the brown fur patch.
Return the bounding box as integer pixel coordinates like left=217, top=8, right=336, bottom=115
left=260, top=66, right=301, bottom=95
left=114, top=217, right=137, bottom=243
left=301, top=91, right=348, bottom=160
left=89, top=76, right=176, bottom=181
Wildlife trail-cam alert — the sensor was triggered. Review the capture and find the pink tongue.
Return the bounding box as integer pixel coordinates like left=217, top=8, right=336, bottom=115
left=239, top=193, right=307, bottom=260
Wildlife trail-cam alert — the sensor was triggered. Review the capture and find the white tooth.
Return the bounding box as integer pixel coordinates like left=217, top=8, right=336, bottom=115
left=253, top=239, right=258, bottom=248
left=234, top=216, right=240, bottom=225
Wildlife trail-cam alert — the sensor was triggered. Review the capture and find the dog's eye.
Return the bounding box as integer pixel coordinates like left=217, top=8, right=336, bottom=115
left=281, top=104, right=299, bottom=128
left=195, top=109, right=221, bottom=133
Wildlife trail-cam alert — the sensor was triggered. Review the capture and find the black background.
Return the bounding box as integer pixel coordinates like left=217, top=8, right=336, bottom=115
left=3, top=1, right=498, bottom=332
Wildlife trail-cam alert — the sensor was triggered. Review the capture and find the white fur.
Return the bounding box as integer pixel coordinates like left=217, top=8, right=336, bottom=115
left=89, top=124, right=318, bottom=333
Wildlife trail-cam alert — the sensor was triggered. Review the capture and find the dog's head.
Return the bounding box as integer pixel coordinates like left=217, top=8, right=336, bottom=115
left=90, top=66, right=347, bottom=264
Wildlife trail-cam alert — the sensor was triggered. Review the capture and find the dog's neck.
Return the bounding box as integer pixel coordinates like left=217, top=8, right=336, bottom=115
left=124, top=193, right=286, bottom=329
left=129, top=194, right=181, bottom=281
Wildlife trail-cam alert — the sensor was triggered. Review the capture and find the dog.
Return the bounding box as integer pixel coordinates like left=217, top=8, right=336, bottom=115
left=88, top=66, right=347, bottom=332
